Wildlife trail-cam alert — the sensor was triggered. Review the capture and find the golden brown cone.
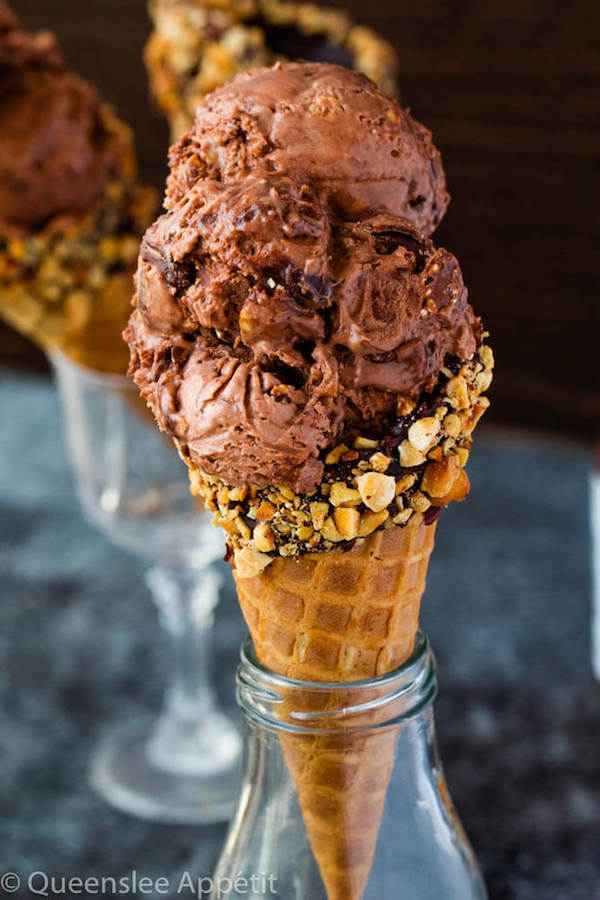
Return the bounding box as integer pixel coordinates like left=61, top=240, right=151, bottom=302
left=0, top=271, right=130, bottom=371
left=61, top=272, right=132, bottom=374
left=234, top=513, right=436, bottom=899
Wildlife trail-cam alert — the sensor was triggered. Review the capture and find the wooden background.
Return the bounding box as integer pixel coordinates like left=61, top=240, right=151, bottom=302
left=3, top=0, right=599, bottom=438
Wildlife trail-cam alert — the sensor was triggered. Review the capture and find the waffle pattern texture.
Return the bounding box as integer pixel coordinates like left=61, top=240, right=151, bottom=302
left=281, top=723, right=398, bottom=900
left=235, top=514, right=436, bottom=681
left=235, top=514, right=435, bottom=899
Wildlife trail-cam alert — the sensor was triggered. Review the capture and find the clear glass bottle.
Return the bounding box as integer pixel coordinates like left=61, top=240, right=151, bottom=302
left=211, top=631, right=487, bottom=900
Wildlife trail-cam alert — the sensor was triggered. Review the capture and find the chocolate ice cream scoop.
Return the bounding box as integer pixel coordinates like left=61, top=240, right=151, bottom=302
left=0, top=1, right=17, bottom=32
left=0, top=1, right=61, bottom=68
left=126, top=65, right=481, bottom=492
left=167, top=62, right=449, bottom=236
left=0, top=3, right=157, bottom=374
left=0, top=7, right=131, bottom=231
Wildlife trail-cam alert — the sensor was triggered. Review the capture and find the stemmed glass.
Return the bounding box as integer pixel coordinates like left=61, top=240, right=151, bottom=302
left=51, top=351, right=242, bottom=823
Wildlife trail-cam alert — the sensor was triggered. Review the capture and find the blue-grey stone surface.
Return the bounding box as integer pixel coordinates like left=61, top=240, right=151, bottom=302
left=0, top=369, right=597, bottom=900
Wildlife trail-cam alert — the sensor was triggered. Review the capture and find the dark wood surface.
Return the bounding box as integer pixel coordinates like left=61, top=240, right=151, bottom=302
left=3, top=0, right=599, bottom=437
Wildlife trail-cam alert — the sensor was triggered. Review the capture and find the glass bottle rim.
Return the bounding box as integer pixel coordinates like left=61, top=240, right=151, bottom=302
left=237, top=630, right=437, bottom=734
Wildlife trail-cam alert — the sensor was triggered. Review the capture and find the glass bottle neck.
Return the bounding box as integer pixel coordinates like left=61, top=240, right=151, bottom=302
left=236, top=629, right=437, bottom=735
left=214, top=632, right=487, bottom=900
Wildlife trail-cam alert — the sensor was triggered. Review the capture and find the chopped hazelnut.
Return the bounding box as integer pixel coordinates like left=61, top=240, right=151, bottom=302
left=433, top=467, right=470, bottom=505
left=461, top=397, right=490, bottom=434
left=356, top=472, right=396, bottom=512
left=422, top=456, right=460, bottom=499
left=353, top=436, right=378, bottom=450
left=395, top=473, right=416, bottom=495
left=456, top=446, right=470, bottom=467
left=410, top=491, right=432, bottom=512
left=408, top=417, right=440, bottom=452
left=325, top=444, right=349, bottom=465
left=357, top=510, right=389, bottom=537
left=236, top=519, right=251, bottom=540
left=443, top=413, right=461, bottom=438
left=253, top=522, right=275, bottom=552
left=321, top=517, right=343, bottom=542
left=310, top=501, right=330, bottom=530
left=399, top=440, right=427, bottom=468
left=441, top=438, right=456, bottom=455
left=234, top=547, right=272, bottom=578
left=256, top=500, right=276, bottom=521
left=475, top=370, right=493, bottom=393
left=189, top=469, right=202, bottom=495
left=479, top=345, right=494, bottom=369
left=369, top=452, right=392, bottom=472
left=446, top=375, right=469, bottom=410
left=220, top=518, right=239, bottom=535
left=329, top=482, right=362, bottom=507
left=396, top=397, right=416, bottom=416
left=334, top=507, right=360, bottom=540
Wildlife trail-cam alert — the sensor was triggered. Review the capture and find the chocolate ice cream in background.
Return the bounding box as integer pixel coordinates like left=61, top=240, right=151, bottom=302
left=127, top=61, right=492, bottom=563
left=0, top=10, right=126, bottom=230
left=145, top=0, right=399, bottom=140
left=0, top=1, right=156, bottom=373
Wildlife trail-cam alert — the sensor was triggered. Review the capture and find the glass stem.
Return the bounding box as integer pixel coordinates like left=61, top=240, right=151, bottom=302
left=145, top=563, right=223, bottom=773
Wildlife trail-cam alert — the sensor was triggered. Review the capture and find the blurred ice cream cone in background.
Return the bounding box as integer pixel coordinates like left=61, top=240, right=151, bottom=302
left=0, top=2, right=156, bottom=374
left=145, top=0, right=399, bottom=139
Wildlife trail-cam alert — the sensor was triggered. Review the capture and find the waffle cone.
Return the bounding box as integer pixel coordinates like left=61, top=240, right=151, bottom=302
left=234, top=513, right=436, bottom=899
left=0, top=270, right=132, bottom=373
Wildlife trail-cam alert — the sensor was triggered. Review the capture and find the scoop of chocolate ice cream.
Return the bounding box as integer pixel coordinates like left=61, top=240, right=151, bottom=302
left=0, top=1, right=61, bottom=68
left=0, top=2, right=17, bottom=32
left=167, top=61, right=449, bottom=236
left=0, top=6, right=130, bottom=231
left=127, top=69, right=481, bottom=494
